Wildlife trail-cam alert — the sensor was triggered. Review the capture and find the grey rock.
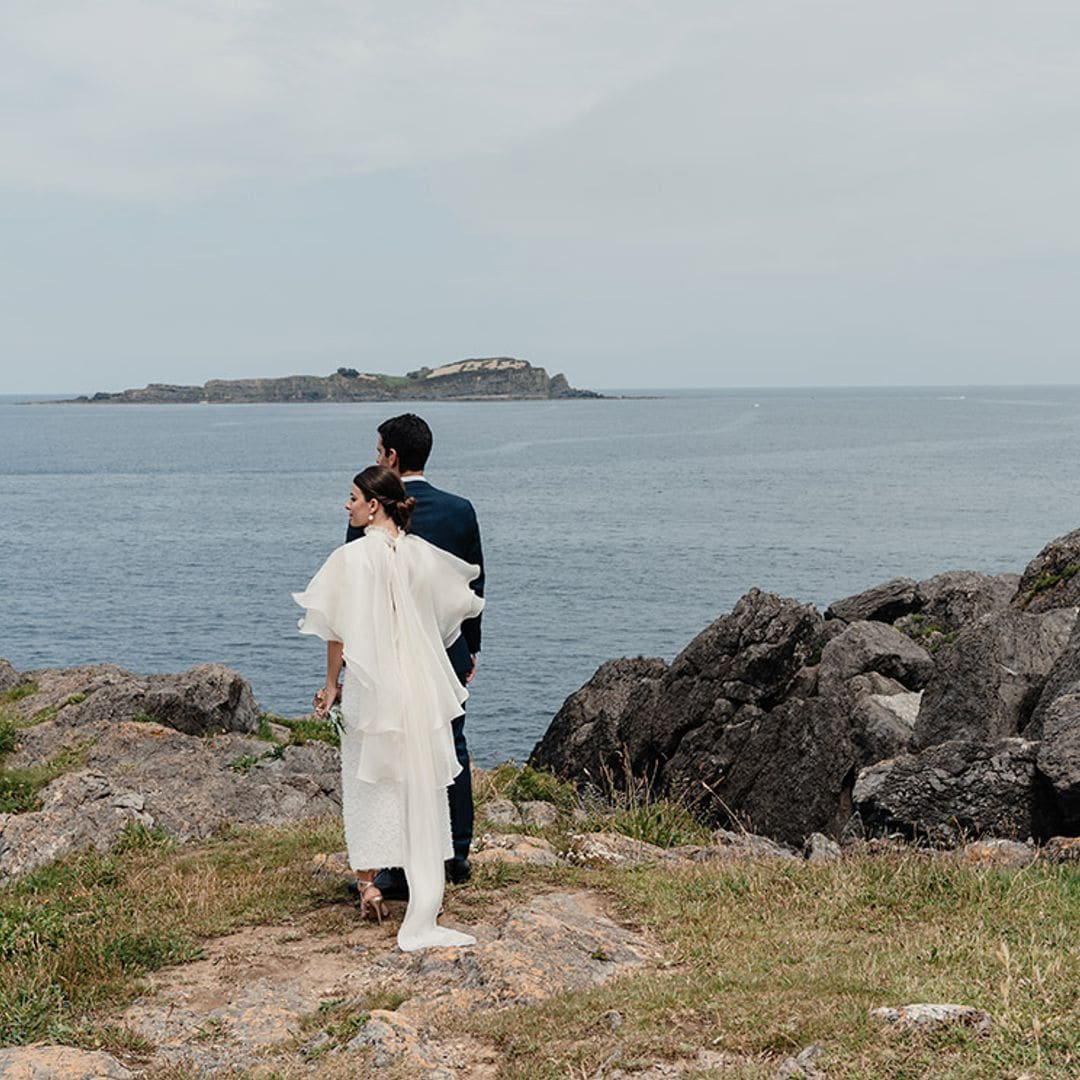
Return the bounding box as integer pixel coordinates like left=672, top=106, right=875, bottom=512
left=915, top=570, right=1020, bottom=633
left=804, top=832, right=842, bottom=863
left=957, top=838, right=1036, bottom=869
left=519, top=800, right=561, bottom=827
left=633, top=590, right=829, bottom=775
left=914, top=608, right=1077, bottom=750
left=1027, top=612, right=1080, bottom=739
left=1034, top=688, right=1080, bottom=832
left=1, top=717, right=340, bottom=883
left=528, top=656, right=667, bottom=784
left=472, top=832, right=561, bottom=867
left=871, top=1003, right=993, bottom=1034
left=818, top=621, right=934, bottom=695
left=567, top=832, right=673, bottom=867
left=775, top=1044, right=826, bottom=1079
left=67, top=663, right=260, bottom=736
left=0, top=658, right=20, bottom=695
left=852, top=692, right=920, bottom=767
left=853, top=738, right=1050, bottom=843
left=480, top=798, right=522, bottom=826
left=0, top=771, right=155, bottom=881
left=0, top=1045, right=134, bottom=1078
left=1042, top=836, right=1080, bottom=862
left=667, top=694, right=856, bottom=847
left=1013, top=526, right=1080, bottom=613
left=667, top=832, right=799, bottom=862
left=826, top=577, right=919, bottom=623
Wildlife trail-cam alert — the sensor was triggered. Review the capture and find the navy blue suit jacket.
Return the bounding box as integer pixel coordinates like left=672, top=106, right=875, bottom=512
left=346, top=478, right=484, bottom=683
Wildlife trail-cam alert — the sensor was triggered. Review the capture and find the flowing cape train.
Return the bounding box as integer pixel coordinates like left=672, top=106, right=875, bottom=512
left=293, top=528, right=484, bottom=951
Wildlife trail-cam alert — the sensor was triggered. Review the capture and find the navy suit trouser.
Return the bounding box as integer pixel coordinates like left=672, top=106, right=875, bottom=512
left=449, top=713, right=473, bottom=865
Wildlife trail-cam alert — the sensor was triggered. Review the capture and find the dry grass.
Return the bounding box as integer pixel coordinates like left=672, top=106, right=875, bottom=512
left=0, top=819, right=346, bottom=1046
left=469, top=854, right=1080, bottom=1079
left=2, top=765, right=1078, bottom=1078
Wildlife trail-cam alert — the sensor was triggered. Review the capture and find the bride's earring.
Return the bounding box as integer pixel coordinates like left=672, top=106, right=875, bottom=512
left=367, top=512, right=375, bottom=523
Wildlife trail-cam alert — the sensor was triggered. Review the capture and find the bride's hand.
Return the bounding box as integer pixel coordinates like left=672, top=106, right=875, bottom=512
left=312, top=683, right=341, bottom=717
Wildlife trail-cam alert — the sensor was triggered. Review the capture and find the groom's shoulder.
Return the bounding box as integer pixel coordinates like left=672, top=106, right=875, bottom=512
left=417, top=481, right=477, bottom=518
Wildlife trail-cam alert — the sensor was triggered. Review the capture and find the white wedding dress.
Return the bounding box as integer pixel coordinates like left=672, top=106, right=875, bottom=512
left=293, top=526, right=484, bottom=951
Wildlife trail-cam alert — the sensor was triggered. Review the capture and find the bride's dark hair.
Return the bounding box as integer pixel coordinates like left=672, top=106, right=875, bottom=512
left=354, top=465, right=416, bottom=531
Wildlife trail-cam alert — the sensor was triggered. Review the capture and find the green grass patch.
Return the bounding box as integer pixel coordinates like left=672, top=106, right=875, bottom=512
left=478, top=763, right=578, bottom=810
left=273, top=716, right=340, bottom=749
left=1023, top=563, right=1080, bottom=607
left=0, top=818, right=345, bottom=1046
left=0, top=714, right=17, bottom=756
left=131, top=712, right=159, bottom=724
left=0, top=742, right=92, bottom=813
left=2, top=682, right=38, bottom=703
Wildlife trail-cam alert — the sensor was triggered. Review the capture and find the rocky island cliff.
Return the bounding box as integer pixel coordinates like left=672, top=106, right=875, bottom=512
left=70, top=357, right=601, bottom=404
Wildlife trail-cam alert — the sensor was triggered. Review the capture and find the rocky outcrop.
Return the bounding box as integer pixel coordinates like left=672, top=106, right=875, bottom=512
left=0, top=662, right=339, bottom=884
left=71, top=358, right=601, bottom=404
left=825, top=578, right=919, bottom=623
left=912, top=608, right=1076, bottom=749
left=1012, top=527, right=1080, bottom=613
left=532, top=527, right=1080, bottom=847
left=852, top=738, right=1049, bottom=843
left=527, top=657, right=667, bottom=784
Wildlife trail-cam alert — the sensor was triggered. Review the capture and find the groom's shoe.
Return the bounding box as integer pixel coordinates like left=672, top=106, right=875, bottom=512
left=372, top=867, right=409, bottom=902
left=445, top=857, right=471, bottom=885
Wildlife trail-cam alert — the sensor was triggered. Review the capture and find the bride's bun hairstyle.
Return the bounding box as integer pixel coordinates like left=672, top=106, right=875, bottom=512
left=354, top=465, right=416, bottom=531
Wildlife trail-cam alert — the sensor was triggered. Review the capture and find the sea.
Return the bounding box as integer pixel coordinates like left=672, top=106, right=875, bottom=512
left=2, top=387, right=1079, bottom=765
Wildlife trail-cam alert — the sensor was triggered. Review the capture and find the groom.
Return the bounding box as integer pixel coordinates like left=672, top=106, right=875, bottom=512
left=347, top=413, right=484, bottom=896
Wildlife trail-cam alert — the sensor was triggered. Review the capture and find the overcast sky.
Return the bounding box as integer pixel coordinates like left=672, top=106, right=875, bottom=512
left=3, top=1, right=1079, bottom=393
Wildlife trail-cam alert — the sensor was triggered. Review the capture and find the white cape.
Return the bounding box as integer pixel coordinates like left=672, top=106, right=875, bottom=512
left=293, top=527, right=484, bottom=951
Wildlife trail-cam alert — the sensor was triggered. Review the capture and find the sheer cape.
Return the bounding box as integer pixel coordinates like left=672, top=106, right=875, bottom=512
left=292, top=528, right=484, bottom=788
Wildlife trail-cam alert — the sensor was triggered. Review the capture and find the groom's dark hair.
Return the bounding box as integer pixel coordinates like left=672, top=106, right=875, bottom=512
left=378, top=413, right=433, bottom=472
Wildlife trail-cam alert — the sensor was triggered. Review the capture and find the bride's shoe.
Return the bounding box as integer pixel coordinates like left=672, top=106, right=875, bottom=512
left=355, top=878, right=387, bottom=924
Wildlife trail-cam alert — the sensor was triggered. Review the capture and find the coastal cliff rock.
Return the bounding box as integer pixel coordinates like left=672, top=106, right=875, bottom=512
left=912, top=607, right=1077, bottom=749
left=74, top=358, right=601, bottom=404
left=1012, top=527, right=1080, bottom=613
left=0, top=663, right=339, bottom=884
left=532, top=528, right=1080, bottom=847
left=852, top=738, right=1049, bottom=843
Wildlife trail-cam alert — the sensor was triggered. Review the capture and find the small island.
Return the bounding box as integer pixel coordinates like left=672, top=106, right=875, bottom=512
left=68, top=357, right=601, bottom=404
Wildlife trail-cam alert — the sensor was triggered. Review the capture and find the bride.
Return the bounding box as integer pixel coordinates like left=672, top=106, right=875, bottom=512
left=293, top=465, right=484, bottom=951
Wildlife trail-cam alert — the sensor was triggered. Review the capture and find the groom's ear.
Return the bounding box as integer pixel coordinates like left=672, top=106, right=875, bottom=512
left=386, top=446, right=399, bottom=470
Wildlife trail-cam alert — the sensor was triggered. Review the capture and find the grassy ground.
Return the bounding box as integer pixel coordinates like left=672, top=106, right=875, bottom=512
left=0, top=765, right=1077, bottom=1077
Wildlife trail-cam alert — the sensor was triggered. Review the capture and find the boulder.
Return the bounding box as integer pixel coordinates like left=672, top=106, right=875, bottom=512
left=0, top=720, right=341, bottom=884
left=667, top=695, right=857, bottom=847
left=871, top=1004, right=992, bottom=1035
left=0, top=658, right=20, bottom=695
left=0, top=1046, right=134, bottom=1079
left=630, top=590, right=829, bottom=771
left=1034, top=689, right=1080, bottom=832
left=853, top=738, right=1050, bottom=843
left=1042, top=836, right=1080, bottom=863
left=851, top=691, right=920, bottom=767
left=913, top=608, right=1077, bottom=749
left=914, top=570, right=1019, bottom=633
left=1013, top=526, right=1080, bottom=613
left=818, top=621, right=934, bottom=695
left=528, top=657, right=667, bottom=784
left=825, top=578, right=919, bottom=623
left=472, top=833, right=561, bottom=867
left=956, top=838, right=1036, bottom=869
left=804, top=832, right=842, bottom=863
left=1026, top=613, right=1080, bottom=739
left=66, top=663, right=260, bottom=736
